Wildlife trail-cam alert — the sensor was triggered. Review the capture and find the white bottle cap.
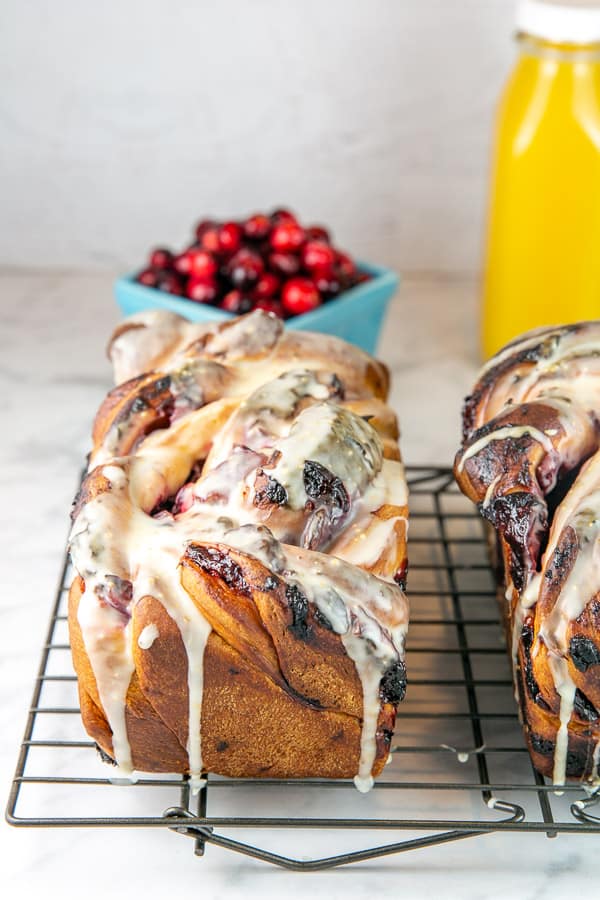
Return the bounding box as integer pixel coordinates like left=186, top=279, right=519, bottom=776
left=516, top=0, right=600, bottom=43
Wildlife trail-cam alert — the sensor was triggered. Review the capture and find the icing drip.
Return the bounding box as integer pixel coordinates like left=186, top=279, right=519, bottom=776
left=482, top=474, right=501, bottom=510
left=137, top=623, right=159, bottom=649
left=547, top=654, right=576, bottom=787
left=593, top=740, right=600, bottom=784
left=77, top=592, right=135, bottom=776
left=511, top=575, right=539, bottom=675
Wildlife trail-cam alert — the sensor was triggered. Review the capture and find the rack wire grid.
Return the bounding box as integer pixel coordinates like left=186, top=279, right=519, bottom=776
left=6, top=466, right=600, bottom=870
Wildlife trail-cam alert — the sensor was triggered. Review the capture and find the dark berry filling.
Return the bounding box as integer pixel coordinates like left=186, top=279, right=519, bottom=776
left=379, top=660, right=407, bottom=705
left=186, top=545, right=250, bottom=596
left=285, top=584, right=312, bottom=642
left=570, top=634, right=600, bottom=672
left=303, top=460, right=349, bottom=514
left=254, top=472, right=288, bottom=508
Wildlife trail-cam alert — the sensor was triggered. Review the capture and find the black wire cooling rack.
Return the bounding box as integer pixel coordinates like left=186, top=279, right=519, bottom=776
left=6, top=466, right=600, bottom=870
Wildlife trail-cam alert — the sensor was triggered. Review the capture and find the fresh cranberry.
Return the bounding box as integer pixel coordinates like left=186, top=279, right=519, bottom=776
left=353, top=272, right=370, bottom=285
left=218, top=222, right=242, bottom=255
left=189, top=249, right=218, bottom=280
left=187, top=277, right=218, bottom=304
left=270, top=207, right=297, bottom=225
left=252, top=272, right=280, bottom=299
left=336, top=252, right=356, bottom=278
left=138, top=268, right=159, bottom=287
left=281, top=278, right=321, bottom=316
left=195, top=219, right=217, bottom=241
left=314, top=270, right=341, bottom=298
left=306, top=225, right=330, bottom=243
left=149, top=247, right=174, bottom=269
left=270, top=221, right=305, bottom=253
left=157, top=273, right=183, bottom=295
left=268, top=251, right=300, bottom=277
left=243, top=213, right=271, bottom=241
left=226, top=249, right=264, bottom=287
left=173, top=250, right=193, bottom=276
left=301, top=240, right=336, bottom=272
left=253, top=298, right=285, bottom=317
left=220, top=290, right=254, bottom=314
left=200, top=226, right=221, bottom=254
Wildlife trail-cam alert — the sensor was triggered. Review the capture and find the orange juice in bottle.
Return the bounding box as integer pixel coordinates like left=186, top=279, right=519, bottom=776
left=481, top=0, right=600, bottom=359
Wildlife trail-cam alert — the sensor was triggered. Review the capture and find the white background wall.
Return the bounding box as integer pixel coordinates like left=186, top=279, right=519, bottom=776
left=0, top=0, right=516, bottom=274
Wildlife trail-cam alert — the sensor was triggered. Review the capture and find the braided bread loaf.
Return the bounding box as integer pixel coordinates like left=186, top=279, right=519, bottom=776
left=69, top=310, right=409, bottom=791
left=454, top=322, right=600, bottom=785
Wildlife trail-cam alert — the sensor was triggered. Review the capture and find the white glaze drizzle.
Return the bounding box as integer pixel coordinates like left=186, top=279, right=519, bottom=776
left=138, top=623, right=159, bottom=650
left=546, top=654, right=576, bottom=787
left=329, top=459, right=408, bottom=575
left=469, top=326, right=600, bottom=464
left=457, top=424, right=556, bottom=474
left=76, top=594, right=134, bottom=776
left=511, top=577, right=538, bottom=676
left=268, top=403, right=383, bottom=509
left=479, top=324, right=600, bottom=383
left=592, top=739, right=600, bottom=784
left=482, top=474, right=501, bottom=511
left=478, top=325, right=566, bottom=377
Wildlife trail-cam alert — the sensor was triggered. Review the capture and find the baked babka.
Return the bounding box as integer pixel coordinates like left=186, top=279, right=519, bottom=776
left=455, top=322, right=600, bottom=784
left=68, top=310, right=409, bottom=791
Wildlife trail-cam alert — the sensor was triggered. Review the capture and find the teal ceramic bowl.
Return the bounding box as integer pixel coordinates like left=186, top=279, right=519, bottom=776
left=114, top=261, right=399, bottom=355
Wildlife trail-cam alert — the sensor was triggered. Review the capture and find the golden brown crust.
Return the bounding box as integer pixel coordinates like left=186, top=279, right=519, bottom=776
left=69, top=564, right=394, bottom=779
left=181, top=546, right=363, bottom=717
left=92, top=373, right=175, bottom=452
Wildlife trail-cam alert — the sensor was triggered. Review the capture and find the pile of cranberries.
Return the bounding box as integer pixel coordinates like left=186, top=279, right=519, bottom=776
left=135, top=208, right=369, bottom=318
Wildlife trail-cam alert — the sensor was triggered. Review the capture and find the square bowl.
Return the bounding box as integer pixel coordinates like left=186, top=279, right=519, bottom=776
left=114, top=261, right=399, bottom=355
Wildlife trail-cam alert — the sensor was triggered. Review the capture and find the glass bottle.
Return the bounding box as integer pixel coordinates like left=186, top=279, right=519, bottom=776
left=481, top=0, right=600, bottom=358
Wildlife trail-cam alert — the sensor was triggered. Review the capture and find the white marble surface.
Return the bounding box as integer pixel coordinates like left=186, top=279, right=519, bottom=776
left=1, top=271, right=596, bottom=897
